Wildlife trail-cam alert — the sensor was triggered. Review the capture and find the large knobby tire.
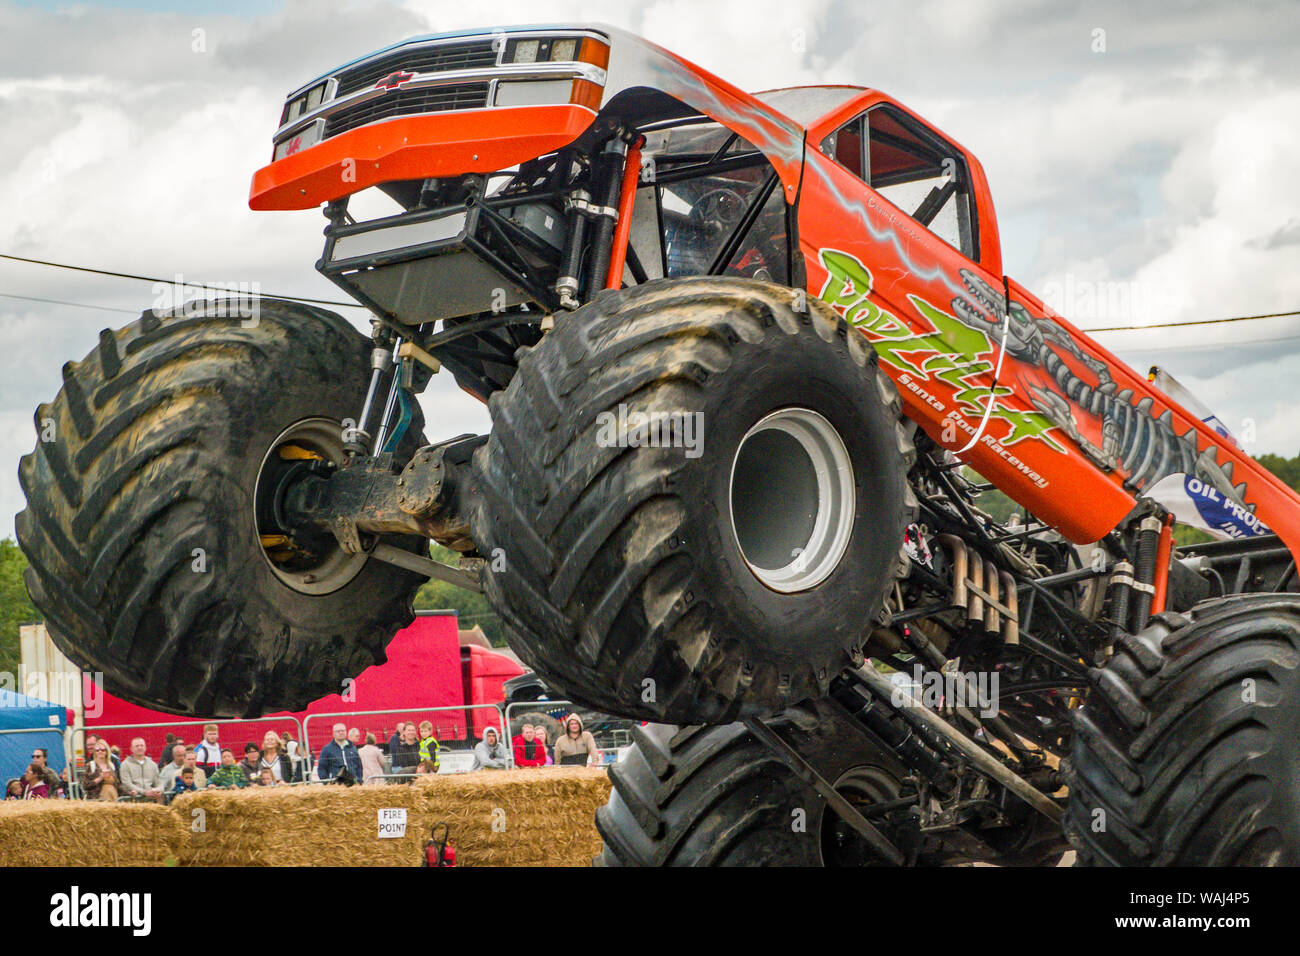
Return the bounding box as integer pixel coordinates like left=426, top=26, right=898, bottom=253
left=471, top=278, right=916, bottom=723
left=595, top=700, right=906, bottom=866
left=1065, top=594, right=1300, bottom=865
left=16, top=299, right=426, bottom=717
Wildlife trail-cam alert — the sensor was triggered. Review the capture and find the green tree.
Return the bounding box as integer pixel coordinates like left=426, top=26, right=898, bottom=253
left=963, top=468, right=1021, bottom=524
left=1256, top=452, right=1300, bottom=494
left=969, top=447, right=1300, bottom=544
left=0, top=538, right=40, bottom=677
left=413, top=544, right=505, bottom=646
left=1172, top=524, right=1214, bottom=546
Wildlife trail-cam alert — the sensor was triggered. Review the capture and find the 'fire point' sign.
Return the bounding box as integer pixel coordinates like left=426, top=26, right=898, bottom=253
left=378, top=808, right=407, bottom=839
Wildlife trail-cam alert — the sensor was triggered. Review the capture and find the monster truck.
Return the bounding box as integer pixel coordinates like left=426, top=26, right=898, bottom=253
left=17, top=25, right=1300, bottom=865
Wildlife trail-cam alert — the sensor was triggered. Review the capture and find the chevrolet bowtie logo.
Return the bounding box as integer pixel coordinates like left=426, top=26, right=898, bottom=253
left=375, top=70, right=415, bottom=91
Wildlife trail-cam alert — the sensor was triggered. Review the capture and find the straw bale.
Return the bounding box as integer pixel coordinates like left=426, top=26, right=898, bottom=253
left=172, top=780, right=431, bottom=866
left=1, top=767, right=611, bottom=867
left=422, top=767, right=610, bottom=867
left=173, top=767, right=611, bottom=866
left=0, top=799, right=181, bottom=867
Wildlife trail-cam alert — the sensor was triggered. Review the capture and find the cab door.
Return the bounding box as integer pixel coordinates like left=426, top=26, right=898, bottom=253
left=796, top=93, right=1137, bottom=542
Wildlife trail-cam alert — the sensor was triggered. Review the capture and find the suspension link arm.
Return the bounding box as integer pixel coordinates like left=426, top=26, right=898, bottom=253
left=743, top=716, right=906, bottom=865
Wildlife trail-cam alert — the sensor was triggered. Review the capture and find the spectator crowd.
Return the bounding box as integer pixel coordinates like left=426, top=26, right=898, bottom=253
left=6, top=713, right=608, bottom=803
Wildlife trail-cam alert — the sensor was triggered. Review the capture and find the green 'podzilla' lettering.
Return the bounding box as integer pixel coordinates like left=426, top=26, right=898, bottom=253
left=819, top=249, right=990, bottom=373
left=996, top=408, right=1066, bottom=450
left=926, top=355, right=1064, bottom=450
left=863, top=294, right=991, bottom=377
left=818, top=249, right=874, bottom=313
left=906, top=296, right=989, bottom=359
left=816, top=247, right=1065, bottom=451
left=930, top=355, right=1012, bottom=413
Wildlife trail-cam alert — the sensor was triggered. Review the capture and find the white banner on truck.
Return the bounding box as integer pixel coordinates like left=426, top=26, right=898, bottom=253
left=1145, top=366, right=1269, bottom=540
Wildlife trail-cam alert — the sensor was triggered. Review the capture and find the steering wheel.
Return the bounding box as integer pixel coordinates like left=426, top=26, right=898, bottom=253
left=690, top=187, right=747, bottom=228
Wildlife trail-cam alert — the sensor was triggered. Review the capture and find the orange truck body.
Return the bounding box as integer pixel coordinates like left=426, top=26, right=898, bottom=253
left=251, top=24, right=1300, bottom=559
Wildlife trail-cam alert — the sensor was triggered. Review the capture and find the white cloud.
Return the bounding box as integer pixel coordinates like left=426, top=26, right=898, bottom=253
left=1, top=0, right=1299, bottom=541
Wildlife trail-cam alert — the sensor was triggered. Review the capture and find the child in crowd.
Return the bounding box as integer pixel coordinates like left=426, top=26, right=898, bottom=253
left=172, top=767, right=199, bottom=795
left=207, top=749, right=249, bottom=788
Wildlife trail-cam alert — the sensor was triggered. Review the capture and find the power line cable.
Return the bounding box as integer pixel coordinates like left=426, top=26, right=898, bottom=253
left=0, top=252, right=366, bottom=310
left=1081, top=309, right=1300, bottom=333
left=1109, top=331, right=1300, bottom=354
left=0, top=291, right=138, bottom=315
left=5, top=250, right=1299, bottom=330
left=9, top=285, right=1297, bottom=355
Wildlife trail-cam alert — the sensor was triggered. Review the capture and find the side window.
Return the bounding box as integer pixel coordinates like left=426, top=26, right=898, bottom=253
left=641, top=123, right=790, bottom=285
left=821, top=106, right=978, bottom=260
left=823, top=115, right=865, bottom=180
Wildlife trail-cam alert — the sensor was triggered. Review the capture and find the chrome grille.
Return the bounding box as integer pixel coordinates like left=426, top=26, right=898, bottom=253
left=324, top=83, right=492, bottom=137
left=333, top=41, right=498, bottom=96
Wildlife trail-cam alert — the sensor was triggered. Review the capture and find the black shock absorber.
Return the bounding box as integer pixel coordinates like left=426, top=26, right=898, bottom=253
left=1130, top=515, right=1163, bottom=631
left=831, top=682, right=957, bottom=794
left=1107, top=560, right=1134, bottom=648
left=584, top=136, right=629, bottom=293
left=555, top=189, right=589, bottom=312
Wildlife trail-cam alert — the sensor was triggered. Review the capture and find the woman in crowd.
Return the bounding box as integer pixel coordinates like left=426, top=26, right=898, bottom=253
left=80, top=742, right=119, bottom=800
left=5, top=779, right=22, bottom=799
left=533, top=725, right=554, bottom=765
left=358, top=732, right=385, bottom=784
left=21, top=764, right=50, bottom=799
left=259, top=731, right=292, bottom=784
left=282, top=730, right=306, bottom=780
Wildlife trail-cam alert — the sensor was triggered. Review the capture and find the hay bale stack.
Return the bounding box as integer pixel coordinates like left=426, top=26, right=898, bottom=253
left=426, top=768, right=610, bottom=867
left=0, top=769, right=612, bottom=867
left=173, top=768, right=611, bottom=866
left=172, top=782, right=432, bottom=866
left=0, top=800, right=181, bottom=867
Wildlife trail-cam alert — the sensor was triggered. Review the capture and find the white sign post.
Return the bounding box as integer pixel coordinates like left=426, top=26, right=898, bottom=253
left=377, top=808, right=408, bottom=839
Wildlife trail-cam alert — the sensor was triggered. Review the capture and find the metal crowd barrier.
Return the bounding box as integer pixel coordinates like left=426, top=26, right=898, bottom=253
left=65, top=715, right=306, bottom=798
left=503, top=699, right=580, bottom=768
left=303, top=703, right=507, bottom=780
left=362, top=772, right=419, bottom=785
left=501, top=701, right=633, bottom=767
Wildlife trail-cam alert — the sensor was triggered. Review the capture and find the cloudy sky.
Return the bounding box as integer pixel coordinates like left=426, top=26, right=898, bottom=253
left=2, top=0, right=1299, bottom=537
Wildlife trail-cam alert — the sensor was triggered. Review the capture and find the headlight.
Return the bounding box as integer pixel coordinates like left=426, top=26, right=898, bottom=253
left=279, top=80, right=331, bottom=127
left=503, top=35, right=605, bottom=66
left=549, top=38, right=577, bottom=61
left=512, top=39, right=540, bottom=63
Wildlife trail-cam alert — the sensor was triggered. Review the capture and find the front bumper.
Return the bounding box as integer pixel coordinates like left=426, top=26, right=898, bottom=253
left=248, top=104, right=595, bottom=210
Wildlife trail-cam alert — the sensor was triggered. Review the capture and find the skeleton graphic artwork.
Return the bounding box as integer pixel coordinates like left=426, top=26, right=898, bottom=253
left=952, top=268, right=1251, bottom=507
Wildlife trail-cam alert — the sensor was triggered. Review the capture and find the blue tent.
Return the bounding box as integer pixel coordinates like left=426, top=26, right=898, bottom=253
left=0, top=689, right=68, bottom=790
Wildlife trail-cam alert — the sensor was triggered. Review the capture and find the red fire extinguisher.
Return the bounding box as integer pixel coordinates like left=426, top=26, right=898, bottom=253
left=423, top=822, right=455, bottom=867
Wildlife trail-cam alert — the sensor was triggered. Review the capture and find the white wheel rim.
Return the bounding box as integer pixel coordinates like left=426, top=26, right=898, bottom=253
left=253, top=417, right=369, bottom=596
left=728, top=407, right=856, bottom=593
